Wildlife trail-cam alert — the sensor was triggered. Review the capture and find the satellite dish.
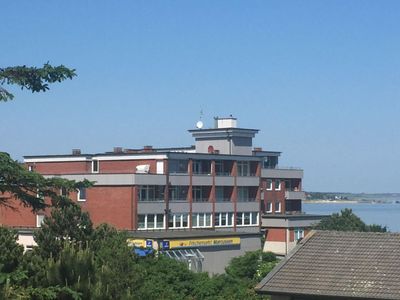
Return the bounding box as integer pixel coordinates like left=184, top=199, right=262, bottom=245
left=196, top=121, right=204, bottom=129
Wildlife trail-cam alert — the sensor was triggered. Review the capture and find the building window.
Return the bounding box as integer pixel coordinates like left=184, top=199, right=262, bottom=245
left=238, top=187, right=250, bottom=201
left=138, top=214, right=165, bottom=230
left=193, top=160, right=211, bottom=175
left=77, top=187, right=86, bottom=201
left=237, top=161, right=250, bottom=176
left=214, top=160, right=224, bottom=175
left=36, top=215, right=45, bottom=227
left=168, top=213, right=189, bottom=229
left=215, top=212, right=234, bottom=227
left=266, top=179, right=272, bottom=190
left=169, top=186, right=188, bottom=201
left=92, top=160, right=99, bottom=173
left=294, top=228, right=305, bottom=241
left=138, top=185, right=164, bottom=201
left=192, top=186, right=206, bottom=202
left=266, top=202, right=272, bottom=213
left=275, top=201, right=281, bottom=213
left=169, top=160, right=188, bottom=174
left=192, top=213, right=212, bottom=228
left=28, top=165, right=34, bottom=172
left=60, top=187, right=68, bottom=197
left=275, top=180, right=281, bottom=191
left=236, top=212, right=258, bottom=226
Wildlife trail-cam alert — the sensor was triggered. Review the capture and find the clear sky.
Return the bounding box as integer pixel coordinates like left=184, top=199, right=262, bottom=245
left=1, top=1, right=399, bottom=193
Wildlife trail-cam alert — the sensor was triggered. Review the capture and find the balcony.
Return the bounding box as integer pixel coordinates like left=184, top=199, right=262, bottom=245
left=285, top=191, right=306, bottom=201
left=261, top=167, right=303, bottom=179
left=236, top=176, right=260, bottom=186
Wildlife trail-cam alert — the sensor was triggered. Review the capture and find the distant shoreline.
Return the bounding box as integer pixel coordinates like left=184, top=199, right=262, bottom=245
left=304, top=200, right=399, bottom=204
left=304, top=200, right=359, bottom=204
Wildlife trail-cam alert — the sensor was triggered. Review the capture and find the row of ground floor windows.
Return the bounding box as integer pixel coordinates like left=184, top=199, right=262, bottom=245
left=137, top=212, right=259, bottom=230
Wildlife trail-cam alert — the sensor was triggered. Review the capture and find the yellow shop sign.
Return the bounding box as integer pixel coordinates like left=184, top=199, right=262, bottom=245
left=127, top=238, right=146, bottom=248
left=169, top=237, right=240, bottom=249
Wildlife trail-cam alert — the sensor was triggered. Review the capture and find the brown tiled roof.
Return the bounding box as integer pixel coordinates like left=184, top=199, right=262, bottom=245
left=256, top=230, right=400, bottom=300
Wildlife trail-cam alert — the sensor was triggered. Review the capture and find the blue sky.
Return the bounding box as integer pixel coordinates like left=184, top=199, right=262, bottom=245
left=1, top=1, right=399, bottom=193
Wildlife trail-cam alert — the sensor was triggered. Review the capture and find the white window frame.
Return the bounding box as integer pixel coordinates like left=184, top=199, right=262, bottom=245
left=28, top=165, right=34, bottom=172
left=266, top=202, right=272, bottom=213
left=236, top=212, right=259, bottom=226
left=91, top=160, right=99, bottom=173
left=77, top=188, right=86, bottom=202
left=275, top=201, right=281, bottom=213
left=266, top=179, right=273, bottom=191
left=192, top=213, right=212, bottom=228
left=138, top=214, right=165, bottom=230
left=215, top=212, right=234, bottom=227
left=36, top=214, right=45, bottom=227
left=275, top=180, right=281, bottom=191
left=169, top=213, right=189, bottom=229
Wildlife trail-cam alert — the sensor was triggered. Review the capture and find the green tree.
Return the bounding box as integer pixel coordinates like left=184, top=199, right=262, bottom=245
left=89, top=224, right=142, bottom=300
left=315, top=208, right=387, bottom=232
left=34, top=201, right=94, bottom=259
left=0, top=152, right=90, bottom=211
left=225, top=250, right=277, bottom=284
left=0, top=63, right=75, bottom=101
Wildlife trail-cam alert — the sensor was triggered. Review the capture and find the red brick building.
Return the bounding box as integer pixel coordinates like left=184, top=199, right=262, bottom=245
left=1, top=117, right=323, bottom=257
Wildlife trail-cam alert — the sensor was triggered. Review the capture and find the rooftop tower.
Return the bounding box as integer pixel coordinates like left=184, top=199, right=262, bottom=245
left=188, top=116, right=259, bottom=155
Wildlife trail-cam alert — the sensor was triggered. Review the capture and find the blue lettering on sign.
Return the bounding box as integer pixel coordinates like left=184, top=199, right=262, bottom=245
left=162, top=240, right=170, bottom=250
left=146, top=240, right=153, bottom=248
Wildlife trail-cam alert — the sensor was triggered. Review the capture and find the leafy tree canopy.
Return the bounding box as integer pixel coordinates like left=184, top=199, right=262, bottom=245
left=0, top=152, right=91, bottom=211
left=0, top=63, right=76, bottom=101
left=314, top=208, right=387, bottom=232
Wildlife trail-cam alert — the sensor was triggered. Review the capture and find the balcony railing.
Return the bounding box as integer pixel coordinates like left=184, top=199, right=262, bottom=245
left=192, top=198, right=210, bottom=202
left=237, top=198, right=257, bottom=202
left=216, top=198, right=231, bottom=202
left=285, top=191, right=306, bottom=201
left=215, top=172, right=231, bottom=176
left=192, top=171, right=212, bottom=176
left=138, top=198, right=165, bottom=202
left=169, top=198, right=188, bottom=202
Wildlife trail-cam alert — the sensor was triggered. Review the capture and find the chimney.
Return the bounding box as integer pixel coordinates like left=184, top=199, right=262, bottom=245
left=143, top=145, right=153, bottom=152
left=72, top=149, right=81, bottom=155
left=113, top=147, right=123, bottom=153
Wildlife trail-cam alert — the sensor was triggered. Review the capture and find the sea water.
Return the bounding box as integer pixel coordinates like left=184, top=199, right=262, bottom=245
left=303, top=202, right=400, bottom=232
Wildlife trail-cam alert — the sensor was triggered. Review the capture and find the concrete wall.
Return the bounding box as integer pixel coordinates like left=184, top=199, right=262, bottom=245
left=192, top=202, right=213, bottom=213
left=201, top=235, right=261, bottom=274
left=215, top=176, right=234, bottom=186
left=215, top=202, right=234, bottom=212
left=263, top=241, right=286, bottom=256
left=261, top=168, right=303, bottom=179
left=192, top=175, right=213, bottom=185
left=236, top=176, right=260, bottom=186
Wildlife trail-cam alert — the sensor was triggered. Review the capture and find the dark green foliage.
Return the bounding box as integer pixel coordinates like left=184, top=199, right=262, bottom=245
left=2, top=200, right=275, bottom=300
left=135, top=256, right=198, bottom=299
left=315, top=208, right=387, bottom=232
left=226, top=250, right=277, bottom=283
left=34, top=201, right=94, bottom=259
left=45, top=243, right=95, bottom=300
left=0, top=63, right=76, bottom=101
left=0, top=227, right=24, bottom=276
left=0, top=152, right=91, bottom=211
left=89, top=224, right=141, bottom=299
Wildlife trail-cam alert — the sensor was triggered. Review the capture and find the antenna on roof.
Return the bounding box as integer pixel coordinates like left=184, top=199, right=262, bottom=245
left=196, top=109, right=204, bottom=129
